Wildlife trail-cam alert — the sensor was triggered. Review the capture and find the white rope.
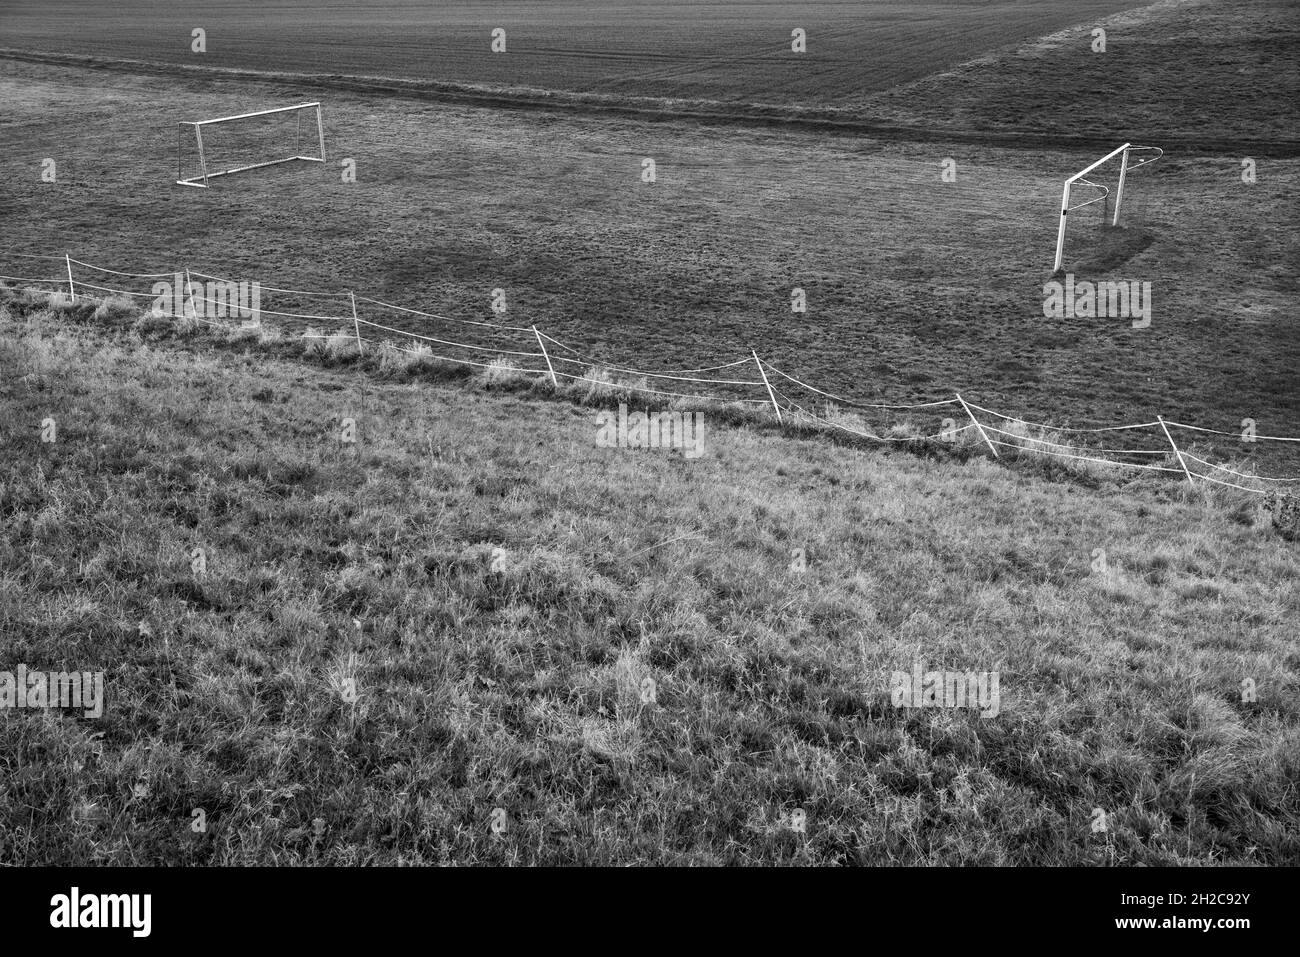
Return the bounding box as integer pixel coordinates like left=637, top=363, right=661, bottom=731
left=1187, top=469, right=1267, bottom=495
left=772, top=384, right=973, bottom=443
left=547, top=349, right=757, bottom=376
left=354, top=294, right=533, bottom=333
left=1180, top=450, right=1300, bottom=484
left=355, top=316, right=544, bottom=359
left=0, top=249, right=67, bottom=261
left=548, top=365, right=769, bottom=404
left=72, top=281, right=160, bottom=300
left=1164, top=420, right=1300, bottom=443
left=762, top=360, right=957, bottom=410
left=540, top=332, right=756, bottom=375
left=0, top=274, right=64, bottom=284
left=68, top=259, right=176, bottom=279
left=547, top=351, right=762, bottom=386
left=963, top=401, right=1162, bottom=434
left=10, top=249, right=1299, bottom=488
left=187, top=290, right=345, bottom=322
left=188, top=270, right=353, bottom=299
left=533, top=330, right=587, bottom=356
left=979, top=422, right=1167, bottom=457
left=987, top=438, right=1185, bottom=474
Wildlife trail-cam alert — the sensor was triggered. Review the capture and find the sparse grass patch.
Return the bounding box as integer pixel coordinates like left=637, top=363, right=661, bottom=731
left=571, top=365, right=617, bottom=404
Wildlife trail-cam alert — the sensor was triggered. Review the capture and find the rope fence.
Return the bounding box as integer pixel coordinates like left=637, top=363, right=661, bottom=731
left=2, top=247, right=1297, bottom=497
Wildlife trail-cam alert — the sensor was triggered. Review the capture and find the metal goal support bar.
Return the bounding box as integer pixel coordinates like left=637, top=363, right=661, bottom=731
left=175, top=103, right=325, bottom=188
left=1051, top=143, right=1163, bottom=273
left=1053, top=143, right=1129, bottom=274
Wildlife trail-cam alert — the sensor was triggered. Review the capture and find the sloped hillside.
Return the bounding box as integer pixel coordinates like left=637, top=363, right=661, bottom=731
left=0, top=298, right=1296, bottom=865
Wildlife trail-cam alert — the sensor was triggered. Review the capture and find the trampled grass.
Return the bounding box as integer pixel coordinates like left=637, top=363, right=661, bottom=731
left=1, top=295, right=1297, bottom=865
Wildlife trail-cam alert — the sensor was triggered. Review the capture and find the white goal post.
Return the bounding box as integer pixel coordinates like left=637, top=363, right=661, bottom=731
left=176, top=102, right=326, bottom=188
left=1052, top=142, right=1162, bottom=272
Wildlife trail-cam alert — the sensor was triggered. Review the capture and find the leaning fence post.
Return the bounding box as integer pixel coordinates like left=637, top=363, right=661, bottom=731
left=1158, top=415, right=1195, bottom=485
left=65, top=254, right=75, bottom=302
left=183, top=267, right=195, bottom=318
left=350, top=292, right=364, bottom=357
left=533, top=325, right=557, bottom=386
left=956, top=393, right=998, bottom=458
left=752, top=351, right=782, bottom=423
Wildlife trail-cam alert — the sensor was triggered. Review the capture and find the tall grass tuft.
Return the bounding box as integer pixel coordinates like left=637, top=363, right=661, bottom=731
left=47, top=290, right=75, bottom=312
left=377, top=339, right=432, bottom=373
left=302, top=326, right=327, bottom=358
left=574, top=365, right=616, bottom=404
left=323, top=327, right=361, bottom=360
left=823, top=401, right=876, bottom=438
left=476, top=356, right=530, bottom=388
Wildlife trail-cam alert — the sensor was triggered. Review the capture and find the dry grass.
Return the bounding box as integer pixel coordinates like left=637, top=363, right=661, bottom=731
left=89, top=293, right=136, bottom=325
left=1, top=298, right=1296, bottom=866
left=475, top=357, right=529, bottom=388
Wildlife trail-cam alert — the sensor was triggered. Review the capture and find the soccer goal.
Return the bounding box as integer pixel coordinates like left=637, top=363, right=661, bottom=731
left=1052, top=142, right=1162, bottom=272
left=176, top=102, right=326, bottom=188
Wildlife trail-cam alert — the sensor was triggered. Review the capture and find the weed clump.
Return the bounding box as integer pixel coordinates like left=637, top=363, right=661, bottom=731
left=1265, top=490, right=1300, bottom=541
left=90, top=293, right=139, bottom=327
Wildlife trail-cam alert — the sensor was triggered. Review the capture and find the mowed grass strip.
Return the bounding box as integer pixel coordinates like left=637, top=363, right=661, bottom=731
left=0, top=303, right=1297, bottom=865
left=0, top=0, right=1156, bottom=108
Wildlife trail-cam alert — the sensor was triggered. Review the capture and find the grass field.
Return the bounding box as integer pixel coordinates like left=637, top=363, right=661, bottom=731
left=0, top=0, right=1157, bottom=108
left=869, top=0, right=1300, bottom=148
left=1, top=296, right=1296, bottom=865
left=1, top=0, right=1297, bottom=867
left=1, top=3, right=1298, bottom=475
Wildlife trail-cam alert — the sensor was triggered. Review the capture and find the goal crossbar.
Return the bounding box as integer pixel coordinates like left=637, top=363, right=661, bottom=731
left=186, top=102, right=322, bottom=127
left=176, top=102, right=325, bottom=188
left=1052, top=143, right=1162, bottom=272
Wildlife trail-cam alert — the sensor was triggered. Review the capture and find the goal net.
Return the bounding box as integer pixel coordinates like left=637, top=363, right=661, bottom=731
left=1052, top=143, right=1161, bottom=272
left=176, top=103, right=326, bottom=188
